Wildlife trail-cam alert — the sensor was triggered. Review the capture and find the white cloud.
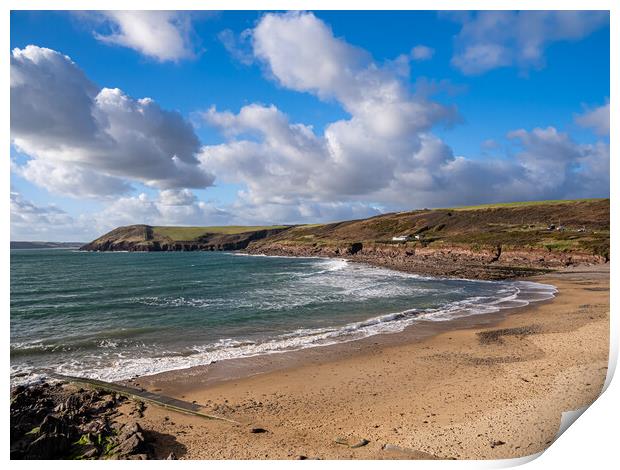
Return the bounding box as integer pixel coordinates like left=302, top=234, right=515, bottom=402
left=199, top=12, right=457, bottom=209
left=10, top=192, right=82, bottom=241
left=198, top=12, right=609, bottom=215
left=92, top=190, right=231, bottom=230
left=13, top=159, right=132, bottom=198
left=10, top=45, right=214, bottom=197
left=10, top=13, right=611, bottom=241
left=411, top=45, right=435, bottom=61
left=575, top=101, right=610, bottom=136
left=449, top=11, right=608, bottom=75
left=92, top=11, right=196, bottom=62
left=507, top=126, right=609, bottom=197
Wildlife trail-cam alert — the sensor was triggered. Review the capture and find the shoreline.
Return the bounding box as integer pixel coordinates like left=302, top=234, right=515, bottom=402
left=118, top=263, right=609, bottom=459
left=11, top=254, right=556, bottom=386
left=125, top=275, right=556, bottom=396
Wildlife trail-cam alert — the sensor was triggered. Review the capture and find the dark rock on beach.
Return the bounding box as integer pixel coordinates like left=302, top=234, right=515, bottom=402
left=10, top=381, right=157, bottom=460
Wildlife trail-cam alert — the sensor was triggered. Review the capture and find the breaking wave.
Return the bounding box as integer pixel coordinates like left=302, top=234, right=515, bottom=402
left=11, top=250, right=557, bottom=384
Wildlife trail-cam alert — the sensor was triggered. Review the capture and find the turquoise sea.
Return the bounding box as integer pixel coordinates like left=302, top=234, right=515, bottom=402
left=10, top=249, right=556, bottom=384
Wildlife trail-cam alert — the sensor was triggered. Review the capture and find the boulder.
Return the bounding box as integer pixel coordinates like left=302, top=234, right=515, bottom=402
left=26, top=433, right=70, bottom=459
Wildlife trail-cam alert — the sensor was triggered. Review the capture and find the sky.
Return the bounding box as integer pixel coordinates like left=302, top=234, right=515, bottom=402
left=10, top=10, right=610, bottom=241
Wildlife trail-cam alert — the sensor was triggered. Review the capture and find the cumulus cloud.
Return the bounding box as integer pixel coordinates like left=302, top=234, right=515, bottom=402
left=507, top=127, right=609, bottom=197
left=92, top=11, right=197, bottom=62
left=411, top=45, right=435, bottom=61
left=10, top=189, right=233, bottom=241
left=10, top=13, right=610, bottom=241
left=198, top=12, right=609, bottom=215
left=575, top=101, right=610, bottom=136
left=200, top=12, right=457, bottom=209
left=10, top=192, right=82, bottom=241
left=10, top=45, right=214, bottom=197
left=92, top=190, right=231, bottom=229
left=449, top=11, right=608, bottom=75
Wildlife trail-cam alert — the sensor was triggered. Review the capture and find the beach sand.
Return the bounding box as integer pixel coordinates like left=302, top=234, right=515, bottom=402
left=123, top=264, right=609, bottom=460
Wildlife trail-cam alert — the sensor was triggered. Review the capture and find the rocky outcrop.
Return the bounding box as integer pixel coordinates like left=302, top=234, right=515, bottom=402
left=11, top=382, right=157, bottom=460
left=245, top=241, right=607, bottom=280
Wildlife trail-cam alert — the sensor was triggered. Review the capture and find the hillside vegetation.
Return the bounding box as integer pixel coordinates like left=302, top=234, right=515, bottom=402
left=253, top=198, right=609, bottom=259
left=152, top=225, right=289, bottom=240
left=81, top=199, right=609, bottom=279
left=80, top=224, right=290, bottom=252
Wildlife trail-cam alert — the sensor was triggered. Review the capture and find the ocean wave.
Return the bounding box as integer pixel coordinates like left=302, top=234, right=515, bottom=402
left=11, top=278, right=557, bottom=384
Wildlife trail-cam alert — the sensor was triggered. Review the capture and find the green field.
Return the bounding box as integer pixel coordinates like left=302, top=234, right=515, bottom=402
left=450, top=198, right=605, bottom=211
left=153, top=225, right=289, bottom=241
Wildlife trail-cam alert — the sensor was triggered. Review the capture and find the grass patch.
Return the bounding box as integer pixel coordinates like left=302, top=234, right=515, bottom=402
left=450, top=198, right=606, bottom=211
left=26, top=426, right=40, bottom=436
left=153, top=225, right=289, bottom=241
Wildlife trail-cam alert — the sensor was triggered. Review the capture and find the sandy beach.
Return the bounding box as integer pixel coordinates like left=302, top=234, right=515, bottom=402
left=108, top=263, right=609, bottom=460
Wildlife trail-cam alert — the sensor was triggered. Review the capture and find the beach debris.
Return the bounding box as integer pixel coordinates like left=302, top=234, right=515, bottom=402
left=48, top=373, right=241, bottom=424
left=166, top=452, right=178, bottom=460
left=351, top=439, right=370, bottom=448
left=490, top=440, right=506, bottom=448
left=381, top=443, right=440, bottom=460
left=250, top=427, right=268, bottom=434
left=333, top=436, right=370, bottom=448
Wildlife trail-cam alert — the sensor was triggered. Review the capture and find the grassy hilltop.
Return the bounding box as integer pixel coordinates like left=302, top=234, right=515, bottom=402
left=152, top=225, right=289, bottom=241
left=82, top=199, right=610, bottom=274
left=250, top=198, right=610, bottom=260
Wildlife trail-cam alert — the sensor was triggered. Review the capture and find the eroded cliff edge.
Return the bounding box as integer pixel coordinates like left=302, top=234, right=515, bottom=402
left=80, top=225, right=291, bottom=252
left=244, top=199, right=609, bottom=280
left=81, top=199, right=609, bottom=280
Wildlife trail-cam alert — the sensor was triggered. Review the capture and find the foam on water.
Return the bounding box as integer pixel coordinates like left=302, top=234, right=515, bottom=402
left=10, top=250, right=557, bottom=385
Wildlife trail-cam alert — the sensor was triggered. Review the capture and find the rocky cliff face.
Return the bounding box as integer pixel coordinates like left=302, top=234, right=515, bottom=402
left=80, top=225, right=290, bottom=252
left=244, top=241, right=606, bottom=280
left=80, top=199, right=609, bottom=280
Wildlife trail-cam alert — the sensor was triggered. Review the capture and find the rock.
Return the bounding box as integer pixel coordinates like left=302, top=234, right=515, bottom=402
left=115, top=432, right=145, bottom=456
left=128, top=453, right=149, bottom=460
left=381, top=444, right=439, bottom=460
left=64, top=394, right=82, bottom=413
left=334, top=436, right=369, bottom=448
left=250, top=427, right=268, bottom=433
left=11, top=381, right=158, bottom=460
left=119, top=422, right=141, bottom=438
left=490, top=440, right=506, bottom=448
left=297, top=455, right=308, bottom=460
left=350, top=438, right=370, bottom=448
left=347, top=242, right=363, bottom=255
left=80, top=419, right=108, bottom=435
left=80, top=446, right=100, bottom=459
left=40, top=414, right=71, bottom=436
left=26, top=432, right=70, bottom=459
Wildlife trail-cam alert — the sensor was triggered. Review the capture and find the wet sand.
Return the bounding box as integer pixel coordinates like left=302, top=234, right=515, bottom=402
left=127, top=264, right=609, bottom=460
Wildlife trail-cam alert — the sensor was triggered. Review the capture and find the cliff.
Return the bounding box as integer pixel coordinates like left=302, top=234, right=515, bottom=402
left=80, top=225, right=292, bottom=252
left=81, top=199, right=609, bottom=280
left=245, top=199, right=609, bottom=279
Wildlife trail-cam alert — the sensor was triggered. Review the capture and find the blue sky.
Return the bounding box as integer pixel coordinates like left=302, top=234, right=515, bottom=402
left=10, top=11, right=610, bottom=240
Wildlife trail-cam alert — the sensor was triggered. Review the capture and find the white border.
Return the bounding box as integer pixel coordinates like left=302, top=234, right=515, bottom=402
left=3, top=1, right=616, bottom=468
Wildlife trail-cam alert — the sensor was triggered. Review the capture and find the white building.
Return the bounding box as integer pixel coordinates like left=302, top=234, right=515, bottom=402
left=392, top=235, right=410, bottom=242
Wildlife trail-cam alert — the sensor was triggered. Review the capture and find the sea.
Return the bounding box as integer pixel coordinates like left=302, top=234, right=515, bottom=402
left=10, top=249, right=557, bottom=385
